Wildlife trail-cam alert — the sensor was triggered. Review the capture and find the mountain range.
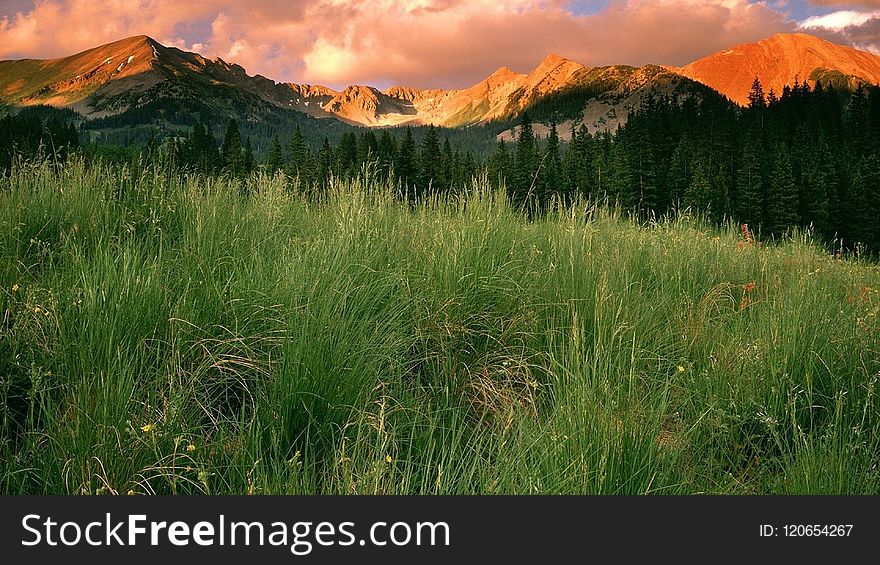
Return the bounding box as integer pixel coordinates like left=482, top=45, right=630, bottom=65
left=2, top=32, right=880, bottom=136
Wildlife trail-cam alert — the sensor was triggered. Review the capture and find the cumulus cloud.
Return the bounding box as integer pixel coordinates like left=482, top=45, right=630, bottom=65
left=0, top=0, right=798, bottom=88
left=800, top=9, right=880, bottom=29
left=798, top=4, right=880, bottom=53
left=808, top=1, right=880, bottom=7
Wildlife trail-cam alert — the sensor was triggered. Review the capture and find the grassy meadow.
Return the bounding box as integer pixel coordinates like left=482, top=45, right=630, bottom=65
left=1, top=159, right=879, bottom=495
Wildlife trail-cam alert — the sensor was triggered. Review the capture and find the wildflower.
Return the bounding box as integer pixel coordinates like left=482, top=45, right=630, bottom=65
left=744, top=282, right=756, bottom=293
left=127, top=489, right=136, bottom=496
left=11, top=283, right=19, bottom=292
left=677, top=366, right=686, bottom=374
left=186, top=443, right=196, bottom=453
left=385, top=454, right=393, bottom=464
left=34, top=306, right=41, bottom=314
left=141, top=424, right=154, bottom=433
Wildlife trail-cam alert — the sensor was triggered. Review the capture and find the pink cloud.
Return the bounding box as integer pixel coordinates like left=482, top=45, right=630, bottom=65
left=809, top=1, right=880, bottom=6
left=0, top=0, right=797, bottom=88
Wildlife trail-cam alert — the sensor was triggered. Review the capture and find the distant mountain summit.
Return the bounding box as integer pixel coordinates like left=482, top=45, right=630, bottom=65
left=2, top=32, right=879, bottom=132
left=0, top=35, right=161, bottom=112
left=0, top=35, right=307, bottom=120
left=675, top=32, right=880, bottom=104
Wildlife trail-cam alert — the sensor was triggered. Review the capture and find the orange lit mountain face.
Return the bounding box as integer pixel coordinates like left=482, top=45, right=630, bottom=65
left=675, top=33, right=880, bottom=105
left=0, top=35, right=310, bottom=118
left=0, top=40, right=702, bottom=132
left=0, top=35, right=161, bottom=111
left=2, top=32, right=879, bottom=129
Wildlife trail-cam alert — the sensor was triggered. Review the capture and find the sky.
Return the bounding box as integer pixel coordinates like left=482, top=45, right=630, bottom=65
left=1, top=0, right=879, bottom=89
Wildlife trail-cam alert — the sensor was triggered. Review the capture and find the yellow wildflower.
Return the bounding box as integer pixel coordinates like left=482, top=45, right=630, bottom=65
left=127, top=489, right=136, bottom=496
left=34, top=306, right=41, bottom=314
left=677, top=366, right=686, bottom=374
left=385, top=454, right=393, bottom=464
left=186, top=443, right=196, bottom=453
left=141, top=424, right=154, bottom=433
left=11, top=283, right=20, bottom=292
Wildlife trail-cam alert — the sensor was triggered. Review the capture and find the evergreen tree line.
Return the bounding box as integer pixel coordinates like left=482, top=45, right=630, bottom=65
left=491, top=79, right=880, bottom=251
left=172, top=119, right=480, bottom=199
left=4, top=79, right=879, bottom=252
left=0, top=109, right=79, bottom=171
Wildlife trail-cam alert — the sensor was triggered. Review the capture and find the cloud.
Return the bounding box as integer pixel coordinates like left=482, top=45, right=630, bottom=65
left=800, top=9, right=880, bottom=29
left=799, top=17, right=880, bottom=52
left=798, top=5, right=880, bottom=53
left=808, top=1, right=880, bottom=7
left=0, top=0, right=796, bottom=88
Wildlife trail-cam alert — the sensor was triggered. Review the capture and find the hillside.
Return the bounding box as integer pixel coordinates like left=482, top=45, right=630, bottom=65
left=676, top=32, right=880, bottom=104
left=2, top=32, right=880, bottom=141
left=2, top=161, right=879, bottom=496
left=0, top=36, right=715, bottom=131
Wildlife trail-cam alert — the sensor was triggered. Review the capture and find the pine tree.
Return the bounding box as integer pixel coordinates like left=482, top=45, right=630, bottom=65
left=463, top=151, right=477, bottom=185
left=513, top=113, right=538, bottom=208
left=668, top=136, right=693, bottom=210
left=486, top=139, right=511, bottom=190
left=765, top=144, right=799, bottom=237
left=846, top=84, right=869, bottom=156
left=748, top=77, right=766, bottom=110
left=186, top=120, right=218, bottom=173
left=357, top=131, right=378, bottom=166
left=418, top=125, right=443, bottom=195
left=849, top=152, right=880, bottom=250
left=592, top=131, right=612, bottom=198
left=221, top=119, right=243, bottom=176
left=316, top=137, right=334, bottom=191
left=685, top=153, right=712, bottom=216
left=336, top=132, right=358, bottom=178
left=377, top=130, right=397, bottom=181
left=607, top=139, right=631, bottom=206
left=736, top=126, right=765, bottom=229
left=396, top=127, right=418, bottom=198
left=629, top=128, right=658, bottom=214
left=563, top=124, right=589, bottom=197
left=799, top=134, right=832, bottom=236
left=243, top=138, right=254, bottom=175
left=288, top=127, right=314, bottom=185
left=441, top=137, right=454, bottom=193
left=541, top=120, right=563, bottom=206
left=266, top=135, right=285, bottom=173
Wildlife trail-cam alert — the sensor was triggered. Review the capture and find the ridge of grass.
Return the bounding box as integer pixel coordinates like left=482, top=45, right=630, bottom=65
left=1, top=159, right=878, bottom=494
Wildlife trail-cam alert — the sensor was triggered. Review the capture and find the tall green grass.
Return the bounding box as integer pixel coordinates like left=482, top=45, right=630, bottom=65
left=1, top=159, right=878, bottom=494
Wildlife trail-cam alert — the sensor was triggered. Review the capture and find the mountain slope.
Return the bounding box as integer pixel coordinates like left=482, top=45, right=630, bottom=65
left=281, top=53, right=709, bottom=129
left=0, top=35, right=161, bottom=112
left=4, top=32, right=876, bottom=132
left=0, top=38, right=711, bottom=130
left=675, top=32, right=880, bottom=104
left=0, top=35, right=347, bottom=125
